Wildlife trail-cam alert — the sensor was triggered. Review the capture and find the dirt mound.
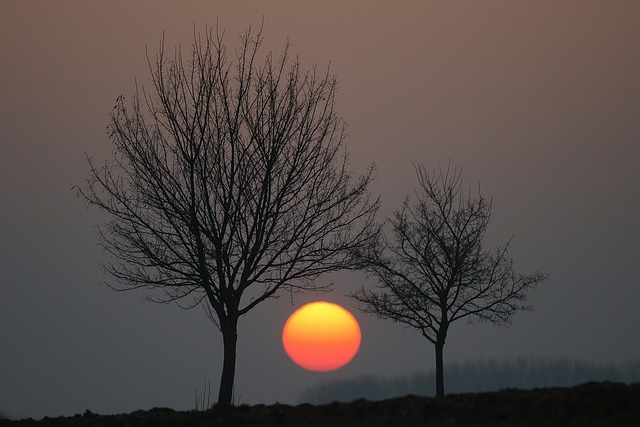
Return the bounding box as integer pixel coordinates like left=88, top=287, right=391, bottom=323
left=3, top=382, right=639, bottom=426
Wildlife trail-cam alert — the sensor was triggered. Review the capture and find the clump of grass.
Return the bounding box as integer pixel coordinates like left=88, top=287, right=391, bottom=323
left=194, top=376, right=212, bottom=411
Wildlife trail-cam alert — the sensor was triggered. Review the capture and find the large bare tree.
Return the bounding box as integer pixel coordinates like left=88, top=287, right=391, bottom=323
left=77, top=27, right=379, bottom=405
left=352, top=164, right=546, bottom=397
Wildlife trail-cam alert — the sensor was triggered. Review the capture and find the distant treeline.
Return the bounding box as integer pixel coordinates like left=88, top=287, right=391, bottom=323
left=300, top=357, right=640, bottom=404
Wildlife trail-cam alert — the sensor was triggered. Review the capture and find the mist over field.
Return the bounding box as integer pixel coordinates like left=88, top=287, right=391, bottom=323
left=300, top=357, right=640, bottom=404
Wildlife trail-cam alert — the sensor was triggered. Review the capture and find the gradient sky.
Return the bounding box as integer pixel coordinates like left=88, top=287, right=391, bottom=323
left=2, top=0, right=639, bottom=420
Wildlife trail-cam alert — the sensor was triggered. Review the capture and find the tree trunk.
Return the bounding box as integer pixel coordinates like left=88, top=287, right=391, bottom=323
left=217, top=317, right=238, bottom=406
left=435, top=339, right=445, bottom=397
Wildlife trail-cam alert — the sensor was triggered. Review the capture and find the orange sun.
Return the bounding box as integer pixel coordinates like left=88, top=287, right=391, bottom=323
left=282, top=301, right=361, bottom=372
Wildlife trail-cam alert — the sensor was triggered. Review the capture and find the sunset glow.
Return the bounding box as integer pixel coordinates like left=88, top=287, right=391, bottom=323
left=282, top=301, right=361, bottom=371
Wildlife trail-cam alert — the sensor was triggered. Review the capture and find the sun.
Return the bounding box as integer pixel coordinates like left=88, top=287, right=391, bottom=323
left=282, top=301, right=361, bottom=372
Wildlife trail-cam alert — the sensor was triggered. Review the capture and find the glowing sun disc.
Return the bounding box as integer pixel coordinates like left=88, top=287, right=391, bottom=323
left=282, top=301, right=361, bottom=372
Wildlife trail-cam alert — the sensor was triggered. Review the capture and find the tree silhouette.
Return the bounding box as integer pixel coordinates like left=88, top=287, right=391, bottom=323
left=352, top=164, right=546, bottom=397
left=77, top=26, right=378, bottom=405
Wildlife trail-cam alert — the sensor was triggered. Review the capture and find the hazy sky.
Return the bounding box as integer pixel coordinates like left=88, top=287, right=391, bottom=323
left=2, top=0, right=639, bottom=420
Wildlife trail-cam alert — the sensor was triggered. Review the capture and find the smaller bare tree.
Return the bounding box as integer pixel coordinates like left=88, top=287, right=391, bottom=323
left=352, top=164, right=547, bottom=397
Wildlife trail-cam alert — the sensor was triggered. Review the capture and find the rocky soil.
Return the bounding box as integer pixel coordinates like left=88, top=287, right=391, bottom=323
left=2, top=381, right=639, bottom=427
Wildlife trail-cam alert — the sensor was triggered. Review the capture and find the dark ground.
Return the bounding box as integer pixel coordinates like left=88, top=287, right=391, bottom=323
left=2, top=382, right=639, bottom=427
